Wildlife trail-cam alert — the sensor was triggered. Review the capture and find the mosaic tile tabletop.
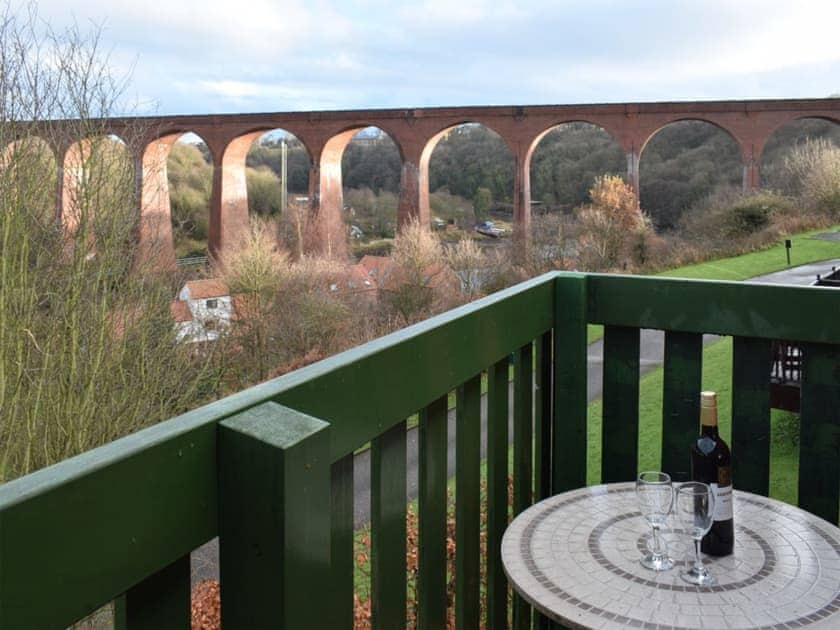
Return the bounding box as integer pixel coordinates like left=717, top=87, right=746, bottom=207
left=501, top=483, right=840, bottom=629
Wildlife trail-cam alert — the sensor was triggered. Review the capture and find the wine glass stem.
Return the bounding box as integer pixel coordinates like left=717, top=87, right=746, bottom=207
left=693, top=538, right=704, bottom=572
left=651, top=525, right=663, bottom=556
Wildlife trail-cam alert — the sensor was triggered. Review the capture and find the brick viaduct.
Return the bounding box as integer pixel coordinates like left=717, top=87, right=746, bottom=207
left=13, top=97, right=840, bottom=268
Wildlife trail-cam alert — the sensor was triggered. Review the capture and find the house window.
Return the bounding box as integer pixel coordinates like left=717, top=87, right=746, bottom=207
left=206, top=299, right=218, bottom=309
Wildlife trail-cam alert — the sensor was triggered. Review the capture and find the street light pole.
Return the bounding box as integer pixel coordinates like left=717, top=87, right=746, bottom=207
left=281, top=138, right=288, bottom=214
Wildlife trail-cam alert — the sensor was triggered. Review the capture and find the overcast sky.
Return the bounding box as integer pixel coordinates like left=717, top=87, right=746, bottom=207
left=28, top=0, right=840, bottom=115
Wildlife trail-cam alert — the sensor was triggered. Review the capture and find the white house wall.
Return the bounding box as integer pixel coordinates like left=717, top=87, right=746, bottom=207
left=187, top=296, right=233, bottom=327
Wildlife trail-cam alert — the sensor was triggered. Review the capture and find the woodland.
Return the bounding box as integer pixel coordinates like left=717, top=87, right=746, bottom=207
left=167, top=118, right=840, bottom=258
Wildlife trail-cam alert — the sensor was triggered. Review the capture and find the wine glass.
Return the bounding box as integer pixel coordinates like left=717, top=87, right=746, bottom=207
left=675, top=481, right=717, bottom=586
left=635, top=471, right=674, bottom=571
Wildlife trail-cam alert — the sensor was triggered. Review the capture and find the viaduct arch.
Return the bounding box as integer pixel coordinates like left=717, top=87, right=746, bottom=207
left=13, top=97, right=839, bottom=269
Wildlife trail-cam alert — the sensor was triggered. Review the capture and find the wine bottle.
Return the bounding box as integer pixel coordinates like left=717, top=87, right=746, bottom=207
left=690, top=391, right=734, bottom=556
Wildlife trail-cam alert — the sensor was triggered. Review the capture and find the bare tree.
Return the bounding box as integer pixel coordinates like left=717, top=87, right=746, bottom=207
left=445, top=237, right=486, bottom=300
left=383, top=218, right=451, bottom=321
left=0, top=5, right=222, bottom=481
left=215, top=218, right=291, bottom=381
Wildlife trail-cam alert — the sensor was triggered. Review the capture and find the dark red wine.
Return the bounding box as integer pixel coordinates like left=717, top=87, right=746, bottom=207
left=690, top=391, right=734, bottom=556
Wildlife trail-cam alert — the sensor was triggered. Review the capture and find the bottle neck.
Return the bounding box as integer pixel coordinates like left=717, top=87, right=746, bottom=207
left=700, top=422, right=719, bottom=437
left=699, top=400, right=718, bottom=436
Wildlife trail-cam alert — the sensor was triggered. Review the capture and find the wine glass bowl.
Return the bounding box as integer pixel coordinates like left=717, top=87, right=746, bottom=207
left=635, top=471, right=675, bottom=571
left=675, top=481, right=717, bottom=586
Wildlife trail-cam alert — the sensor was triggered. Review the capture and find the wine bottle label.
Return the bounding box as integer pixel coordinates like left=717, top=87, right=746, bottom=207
left=710, top=482, right=733, bottom=520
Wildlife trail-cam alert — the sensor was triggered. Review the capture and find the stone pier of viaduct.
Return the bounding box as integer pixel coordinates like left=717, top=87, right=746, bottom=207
left=10, top=97, right=840, bottom=269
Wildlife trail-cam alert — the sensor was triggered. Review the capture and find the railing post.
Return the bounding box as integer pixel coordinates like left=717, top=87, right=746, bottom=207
left=661, top=331, right=703, bottom=479
left=798, top=343, right=840, bottom=525
left=418, top=396, right=449, bottom=629
left=601, top=326, right=640, bottom=483
left=553, top=273, right=588, bottom=493
left=113, top=556, right=191, bottom=630
left=218, top=401, right=331, bottom=629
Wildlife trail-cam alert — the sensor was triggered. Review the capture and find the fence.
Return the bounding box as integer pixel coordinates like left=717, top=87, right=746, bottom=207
left=0, top=272, right=838, bottom=628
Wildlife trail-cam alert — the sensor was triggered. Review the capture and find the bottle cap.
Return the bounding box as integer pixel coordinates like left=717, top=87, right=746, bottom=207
left=700, top=391, right=717, bottom=408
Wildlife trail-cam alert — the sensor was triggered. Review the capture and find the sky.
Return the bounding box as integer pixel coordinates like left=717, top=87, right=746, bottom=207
left=24, top=0, right=840, bottom=116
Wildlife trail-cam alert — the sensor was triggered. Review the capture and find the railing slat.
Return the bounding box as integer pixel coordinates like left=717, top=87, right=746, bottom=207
left=218, top=402, right=331, bottom=629
left=514, top=343, right=535, bottom=514
left=330, top=454, right=354, bottom=628
left=371, top=420, right=407, bottom=629
left=487, top=359, right=510, bottom=630
left=514, top=343, right=534, bottom=629
left=456, top=374, right=482, bottom=629
left=534, top=332, right=555, bottom=630
left=113, top=556, right=190, bottom=630
left=602, top=326, right=640, bottom=483
left=554, top=274, right=588, bottom=493
left=418, top=395, right=449, bottom=628
left=799, top=343, right=840, bottom=524
left=732, top=336, right=772, bottom=496
left=535, top=331, right=553, bottom=501
left=661, top=331, right=703, bottom=479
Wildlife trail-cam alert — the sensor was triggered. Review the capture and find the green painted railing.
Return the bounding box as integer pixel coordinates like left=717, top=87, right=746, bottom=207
left=0, top=271, right=838, bottom=629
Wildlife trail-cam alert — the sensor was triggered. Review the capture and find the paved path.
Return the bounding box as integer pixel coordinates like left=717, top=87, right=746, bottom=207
left=748, top=258, right=840, bottom=285
left=191, top=257, right=840, bottom=584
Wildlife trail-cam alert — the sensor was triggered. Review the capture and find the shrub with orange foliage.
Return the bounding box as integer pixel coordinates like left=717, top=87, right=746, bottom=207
left=576, top=175, right=650, bottom=271
left=191, top=579, right=220, bottom=630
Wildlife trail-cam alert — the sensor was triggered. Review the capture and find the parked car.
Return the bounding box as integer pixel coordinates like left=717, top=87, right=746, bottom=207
left=474, top=220, right=503, bottom=238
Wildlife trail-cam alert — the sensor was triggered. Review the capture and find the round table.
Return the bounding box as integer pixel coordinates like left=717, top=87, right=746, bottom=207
left=501, top=483, right=840, bottom=629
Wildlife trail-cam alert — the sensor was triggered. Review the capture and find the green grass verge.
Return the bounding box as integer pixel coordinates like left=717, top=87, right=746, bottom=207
left=656, top=226, right=840, bottom=281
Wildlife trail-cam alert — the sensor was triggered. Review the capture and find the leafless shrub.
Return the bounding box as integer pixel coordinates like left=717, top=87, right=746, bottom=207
left=382, top=218, right=452, bottom=322
left=276, top=200, right=312, bottom=259
left=217, top=217, right=291, bottom=295
left=524, top=212, right=579, bottom=275
left=444, top=237, right=486, bottom=300
left=791, top=141, right=840, bottom=217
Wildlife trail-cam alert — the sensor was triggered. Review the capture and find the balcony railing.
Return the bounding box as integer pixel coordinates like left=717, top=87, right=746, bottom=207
left=1, top=272, right=839, bottom=628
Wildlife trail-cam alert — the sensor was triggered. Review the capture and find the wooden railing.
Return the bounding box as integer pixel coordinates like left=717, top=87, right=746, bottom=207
left=0, top=272, right=838, bottom=629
